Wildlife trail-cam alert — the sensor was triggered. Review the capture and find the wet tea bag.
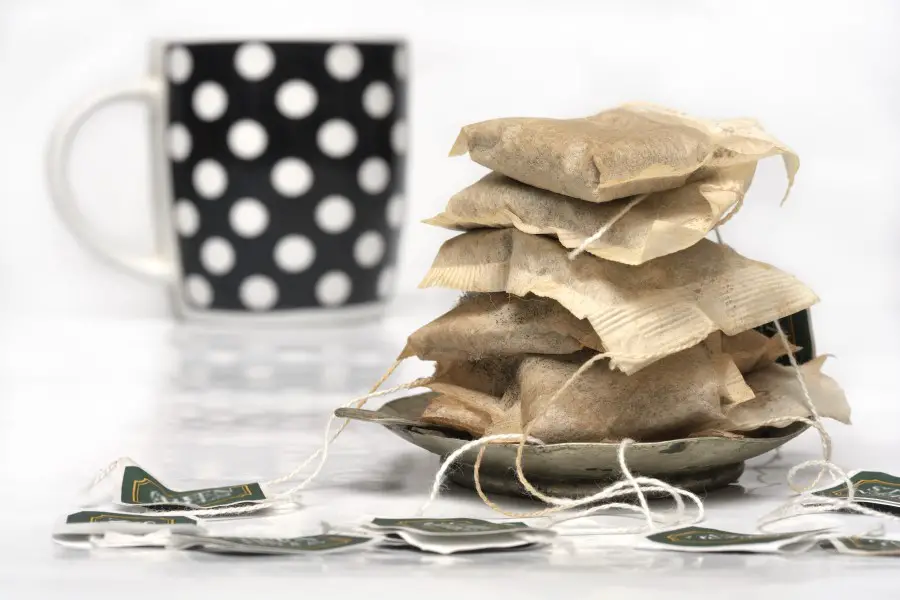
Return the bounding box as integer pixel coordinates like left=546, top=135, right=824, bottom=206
left=420, top=228, right=819, bottom=374
left=422, top=356, right=519, bottom=437
left=723, top=356, right=851, bottom=432
left=426, top=165, right=756, bottom=265
left=500, top=345, right=726, bottom=443
left=450, top=102, right=797, bottom=204
left=400, top=292, right=602, bottom=362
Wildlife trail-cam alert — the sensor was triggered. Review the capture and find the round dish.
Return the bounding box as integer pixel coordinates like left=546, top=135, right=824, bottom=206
left=336, top=393, right=807, bottom=497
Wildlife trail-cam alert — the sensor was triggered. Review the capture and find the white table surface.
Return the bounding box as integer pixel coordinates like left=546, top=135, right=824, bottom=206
left=2, top=294, right=898, bottom=599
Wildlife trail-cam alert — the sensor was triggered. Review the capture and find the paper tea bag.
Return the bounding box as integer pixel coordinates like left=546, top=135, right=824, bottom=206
left=422, top=357, right=519, bottom=437
left=502, top=346, right=726, bottom=443
left=450, top=102, right=798, bottom=204
left=724, top=356, right=851, bottom=431
left=400, top=292, right=602, bottom=362
left=420, top=228, right=819, bottom=374
left=718, top=329, right=795, bottom=373
left=425, top=165, right=756, bottom=265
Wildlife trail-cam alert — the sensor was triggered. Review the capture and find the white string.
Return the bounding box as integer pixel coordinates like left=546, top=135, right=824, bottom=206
left=416, top=434, right=545, bottom=516
left=417, top=435, right=704, bottom=534
left=91, top=377, right=429, bottom=519
left=567, top=194, right=649, bottom=260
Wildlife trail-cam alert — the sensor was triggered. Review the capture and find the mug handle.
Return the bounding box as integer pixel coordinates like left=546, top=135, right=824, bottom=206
left=46, top=78, right=176, bottom=282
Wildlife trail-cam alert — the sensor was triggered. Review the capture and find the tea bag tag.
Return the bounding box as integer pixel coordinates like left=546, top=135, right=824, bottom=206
left=825, top=537, right=900, bottom=557
left=364, top=517, right=556, bottom=555
left=641, top=526, right=818, bottom=554
left=113, top=465, right=267, bottom=511
left=812, top=470, right=900, bottom=514
left=171, top=533, right=375, bottom=555
left=52, top=511, right=201, bottom=548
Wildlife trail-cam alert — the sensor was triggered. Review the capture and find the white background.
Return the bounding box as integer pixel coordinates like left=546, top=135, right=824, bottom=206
left=1, top=0, right=899, bottom=399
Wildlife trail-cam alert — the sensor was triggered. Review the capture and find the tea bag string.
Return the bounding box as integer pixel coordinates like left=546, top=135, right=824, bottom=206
left=504, top=337, right=710, bottom=510
left=567, top=185, right=747, bottom=262
left=419, top=340, right=709, bottom=527
left=566, top=193, right=648, bottom=260
left=417, top=433, right=704, bottom=534
left=115, top=359, right=430, bottom=519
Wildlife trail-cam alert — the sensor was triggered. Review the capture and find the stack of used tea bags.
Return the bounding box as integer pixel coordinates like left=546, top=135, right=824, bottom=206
left=401, top=103, right=850, bottom=444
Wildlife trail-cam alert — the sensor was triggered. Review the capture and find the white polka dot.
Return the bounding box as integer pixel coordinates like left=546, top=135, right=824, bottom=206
left=393, top=47, right=407, bottom=80
left=167, top=123, right=191, bottom=161
left=271, top=158, right=313, bottom=197
left=377, top=266, right=396, bottom=298
left=229, top=197, right=269, bottom=238
left=192, top=159, right=228, bottom=199
left=315, top=195, right=355, bottom=234
left=386, top=194, right=404, bottom=228
left=200, top=236, right=235, bottom=275
left=274, top=235, right=316, bottom=273
left=234, top=43, right=275, bottom=81
left=167, top=46, right=193, bottom=83
left=185, top=274, right=213, bottom=307
left=358, top=157, right=390, bottom=194
left=325, top=44, right=363, bottom=81
left=317, top=119, right=357, bottom=158
left=227, top=119, right=268, bottom=160
left=174, top=199, right=200, bottom=237
left=362, top=81, right=393, bottom=119
left=316, top=270, right=352, bottom=306
left=276, top=80, right=317, bottom=119
left=192, top=81, right=228, bottom=121
left=353, top=230, right=385, bottom=268
left=391, top=120, right=407, bottom=155
left=240, top=275, right=278, bottom=311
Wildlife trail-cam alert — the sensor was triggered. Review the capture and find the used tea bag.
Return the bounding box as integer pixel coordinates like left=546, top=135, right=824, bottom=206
left=450, top=102, right=797, bottom=204
left=724, top=356, right=851, bottom=431
left=500, top=346, right=726, bottom=443
left=719, top=329, right=795, bottom=373
left=400, top=292, right=602, bottom=362
left=425, top=165, right=756, bottom=265
left=420, top=228, right=819, bottom=374
left=422, top=356, right=519, bottom=437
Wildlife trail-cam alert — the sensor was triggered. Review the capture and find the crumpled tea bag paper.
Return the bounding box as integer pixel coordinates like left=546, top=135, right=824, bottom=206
left=724, top=356, right=851, bottom=431
left=420, top=228, right=819, bottom=374
left=451, top=102, right=797, bottom=204
left=400, top=292, right=602, bottom=362
left=426, top=164, right=756, bottom=265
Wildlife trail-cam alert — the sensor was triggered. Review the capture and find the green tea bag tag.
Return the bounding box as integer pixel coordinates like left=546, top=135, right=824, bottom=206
left=172, top=534, right=374, bottom=555
left=826, top=537, right=900, bottom=557
left=366, top=517, right=552, bottom=537
left=53, top=511, right=201, bottom=548
left=365, top=518, right=556, bottom=554
left=642, top=526, right=818, bottom=554
left=812, top=470, right=900, bottom=513
left=117, top=465, right=267, bottom=510
left=383, top=530, right=551, bottom=555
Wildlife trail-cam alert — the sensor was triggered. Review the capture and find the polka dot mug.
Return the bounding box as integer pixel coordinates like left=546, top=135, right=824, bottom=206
left=47, top=39, right=407, bottom=322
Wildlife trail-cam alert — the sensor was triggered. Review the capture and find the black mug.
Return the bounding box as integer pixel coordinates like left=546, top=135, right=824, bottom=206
left=48, top=39, right=408, bottom=322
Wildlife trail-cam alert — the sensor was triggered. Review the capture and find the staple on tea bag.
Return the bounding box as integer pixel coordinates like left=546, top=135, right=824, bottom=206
left=426, top=164, right=756, bottom=265
left=450, top=102, right=797, bottom=204
left=400, top=293, right=602, bottom=361
left=420, top=228, right=819, bottom=374
left=724, top=356, right=851, bottom=432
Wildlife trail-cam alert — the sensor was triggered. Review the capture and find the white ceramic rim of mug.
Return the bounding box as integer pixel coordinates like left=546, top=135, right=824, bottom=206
left=149, top=39, right=403, bottom=325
